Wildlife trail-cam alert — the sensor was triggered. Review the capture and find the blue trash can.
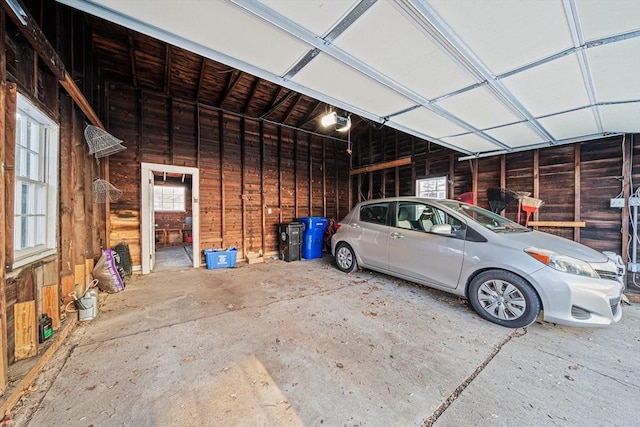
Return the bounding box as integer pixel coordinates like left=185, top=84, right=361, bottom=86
left=297, top=217, right=328, bottom=259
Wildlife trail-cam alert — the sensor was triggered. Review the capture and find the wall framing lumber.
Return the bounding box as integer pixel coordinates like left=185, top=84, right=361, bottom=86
left=349, top=157, right=412, bottom=175
left=1, top=0, right=102, bottom=127
left=0, top=7, right=8, bottom=393
left=13, top=301, right=36, bottom=361
left=42, top=285, right=60, bottom=330
left=622, top=135, right=632, bottom=269
left=574, top=144, right=581, bottom=242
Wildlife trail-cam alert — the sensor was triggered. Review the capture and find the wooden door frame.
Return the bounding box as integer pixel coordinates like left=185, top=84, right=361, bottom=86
left=141, top=162, right=200, bottom=274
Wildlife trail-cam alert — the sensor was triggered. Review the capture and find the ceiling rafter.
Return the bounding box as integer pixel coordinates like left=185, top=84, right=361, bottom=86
left=260, top=87, right=291, bottom=119
left=164, top=44, right=171, bottom=94
left=195, top=57, right=207, bottom=102
left=296, top=100, right=322, bottom=129
left=219, top=69, right=244, bottom=108
left=127, top=30, right=137, bottom=86
left=243, top=76, right=261, bottom=114
left=280, top=93, right=302, bottom=124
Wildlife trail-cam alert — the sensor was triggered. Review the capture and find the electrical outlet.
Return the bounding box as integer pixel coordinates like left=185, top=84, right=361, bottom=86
left=610, top=198, right=624, bottom=208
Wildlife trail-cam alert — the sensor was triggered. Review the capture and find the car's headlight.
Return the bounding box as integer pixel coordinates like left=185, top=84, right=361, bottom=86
left=525, top=246, right=599, bottom=278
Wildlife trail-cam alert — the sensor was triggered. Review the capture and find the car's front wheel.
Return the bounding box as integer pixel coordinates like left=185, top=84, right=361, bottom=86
left=468, top=270, right=540, bottom=328
left=335, top=243, right=358, bottom=273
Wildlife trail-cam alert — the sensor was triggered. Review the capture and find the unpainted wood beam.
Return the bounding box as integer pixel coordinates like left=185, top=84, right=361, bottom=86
left=349, top=157, right=412, bottom=176
left=1, top=1, right=103, bottom=128
left=195, top=58, right=207, bottom=102
left=128, top=31, right=138, bottom=86
left=219, top=70, right=244, bottom=108
left=242, top=76, right=260, bottom=114
left=261, top=90, right=294, bottom=120
left=164, top=45, right=172, bottom=94
left=280, top=93, right=302, bottom=124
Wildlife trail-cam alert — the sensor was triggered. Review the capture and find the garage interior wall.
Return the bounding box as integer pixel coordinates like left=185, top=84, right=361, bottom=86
left=0, top=1, right=105, bottom=393
left=105, top=83, right=351, bottom=265
left=1, top=0, right=639, bottom=396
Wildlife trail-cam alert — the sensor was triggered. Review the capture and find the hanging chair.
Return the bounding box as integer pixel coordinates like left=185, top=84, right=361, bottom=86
left=84, top=125, right=126, bottom=158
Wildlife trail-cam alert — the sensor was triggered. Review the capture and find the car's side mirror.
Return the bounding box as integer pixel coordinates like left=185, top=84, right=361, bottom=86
left=431, top=224, right=453, bottom=235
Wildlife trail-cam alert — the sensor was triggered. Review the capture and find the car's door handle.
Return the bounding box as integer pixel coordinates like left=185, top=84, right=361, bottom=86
left=390, top=232, right=404, bottom=239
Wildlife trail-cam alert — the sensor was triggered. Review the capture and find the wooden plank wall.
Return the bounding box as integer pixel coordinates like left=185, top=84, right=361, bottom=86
left=105, top=83, right=351, bottom=266
left=0, top=2, right=106, bottom=383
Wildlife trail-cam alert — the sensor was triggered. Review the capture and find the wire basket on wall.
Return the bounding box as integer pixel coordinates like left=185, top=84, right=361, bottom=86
left=84, top=125, right=126, bottom=158
left=93, top=179, right=123, bottom=203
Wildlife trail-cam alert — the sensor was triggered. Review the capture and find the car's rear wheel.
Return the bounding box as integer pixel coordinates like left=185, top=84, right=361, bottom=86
left=468, top=270, right=540, bottom=328
left=335, top=243, right=358, bottom=273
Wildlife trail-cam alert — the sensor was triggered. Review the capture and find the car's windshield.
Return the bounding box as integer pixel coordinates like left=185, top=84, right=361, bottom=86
left=439, top=200, right=530, bottom=233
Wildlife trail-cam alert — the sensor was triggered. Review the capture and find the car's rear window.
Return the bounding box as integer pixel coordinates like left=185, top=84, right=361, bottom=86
left=359, top=203, right=389, bottom=225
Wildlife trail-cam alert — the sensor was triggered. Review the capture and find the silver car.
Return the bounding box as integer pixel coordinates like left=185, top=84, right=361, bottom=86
left=331, top=197, right=624, bottom=328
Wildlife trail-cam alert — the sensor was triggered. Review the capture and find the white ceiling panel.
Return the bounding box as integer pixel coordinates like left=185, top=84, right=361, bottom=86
left=435, top=87, right=521, bottom=130
left=390, top=107, right=467, bottom=139
left=90, top=0, right=310, bottom=76
left=501, top=53, right=590, bottom=117
left=600, top=103, right=640, bottom=134
left=538, top=109, right=600, bottom=141
left=484, top=123, right=545, bottom=149
left=291, top=53, right=414, bottom=117
left=588, top=38, right=640, bottom=102
left=60, top=0, right=640, bottom=159
left=334, top=1, right=477, bottom=100
left=440, top=133, right=503, bottom=154
left=576, top=0, right=640, bottom=41
left=428, top=0, right=573, bottom=74
left=258, top=0, right=357, bottom=37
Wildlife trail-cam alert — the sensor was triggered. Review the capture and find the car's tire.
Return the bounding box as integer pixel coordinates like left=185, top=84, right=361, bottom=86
left=468, top=270, right=540, bottom=328
left=335, top=243, right=358, bottom=273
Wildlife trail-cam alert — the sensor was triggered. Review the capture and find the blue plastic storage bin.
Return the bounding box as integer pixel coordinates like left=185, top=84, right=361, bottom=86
left=297, top=217, right=328, bottom=259
left=204, top=247, right=238, bottom=269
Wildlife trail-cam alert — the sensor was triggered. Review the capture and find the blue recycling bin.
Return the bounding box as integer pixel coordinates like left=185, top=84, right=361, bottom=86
left=297, top=217, right=328, bottom=259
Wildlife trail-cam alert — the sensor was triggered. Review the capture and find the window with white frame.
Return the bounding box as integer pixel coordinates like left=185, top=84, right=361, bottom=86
left=14, top=94, right=59, bottom=267
left=416, top=176, right=447, bottom=199
left=154, top=186, right=186, bottom=212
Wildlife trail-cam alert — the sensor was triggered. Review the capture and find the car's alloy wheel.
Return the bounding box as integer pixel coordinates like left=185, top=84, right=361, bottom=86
left=335, top=243, right=357, bottom=273
left=469, top=270, right=540, bottom=328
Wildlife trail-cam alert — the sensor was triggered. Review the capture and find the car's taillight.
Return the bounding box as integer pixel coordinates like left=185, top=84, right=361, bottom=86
left=334, top=223, right=341, bottom=231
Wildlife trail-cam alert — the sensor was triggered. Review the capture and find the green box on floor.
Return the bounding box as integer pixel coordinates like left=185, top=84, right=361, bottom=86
left=204, top=247, right=237, bottom=269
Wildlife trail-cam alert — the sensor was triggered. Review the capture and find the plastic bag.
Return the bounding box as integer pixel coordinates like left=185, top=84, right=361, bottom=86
left=93, top=249, right=125, bottom=293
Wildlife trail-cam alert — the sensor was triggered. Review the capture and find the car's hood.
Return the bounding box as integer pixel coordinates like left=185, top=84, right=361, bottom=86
left=495, top=230, right=609, bottom=263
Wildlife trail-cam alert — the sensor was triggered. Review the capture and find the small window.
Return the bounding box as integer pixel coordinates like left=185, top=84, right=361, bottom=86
left=416, top=176, right=447, bottom=199
left=14, top=94, right=59, bottom=267
left=154, top=186, right=186, bottom=212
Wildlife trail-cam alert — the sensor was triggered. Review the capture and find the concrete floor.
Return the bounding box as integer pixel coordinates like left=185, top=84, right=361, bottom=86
left=153, top=245, right=193, bottom=271
left=6, top=256, right=640, bottom=426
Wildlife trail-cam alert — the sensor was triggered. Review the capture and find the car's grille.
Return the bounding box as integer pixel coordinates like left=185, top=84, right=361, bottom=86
left=610, top=297, right=621, bottom=316
left=595, top=269, right=619, bottom=281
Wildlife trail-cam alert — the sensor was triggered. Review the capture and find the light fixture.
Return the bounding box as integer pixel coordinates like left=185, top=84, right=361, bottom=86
left=320, top=111, right=351, bottom=132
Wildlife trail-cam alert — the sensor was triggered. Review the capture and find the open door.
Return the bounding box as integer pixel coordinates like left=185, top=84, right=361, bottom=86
left=148, top=169, right=156, bottom=271
left=141, top=162, right=200, bottom=274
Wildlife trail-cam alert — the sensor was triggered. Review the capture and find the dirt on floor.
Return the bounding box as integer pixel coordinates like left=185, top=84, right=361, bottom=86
left=3, top=255, right=639, bottom=427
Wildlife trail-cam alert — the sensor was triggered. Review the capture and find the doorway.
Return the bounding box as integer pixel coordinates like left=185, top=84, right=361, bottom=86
left=141, top=163, right=200, bottom=274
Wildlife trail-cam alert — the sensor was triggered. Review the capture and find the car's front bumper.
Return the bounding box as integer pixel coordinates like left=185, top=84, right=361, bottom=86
left=528, top=268, right=623, bottom=327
